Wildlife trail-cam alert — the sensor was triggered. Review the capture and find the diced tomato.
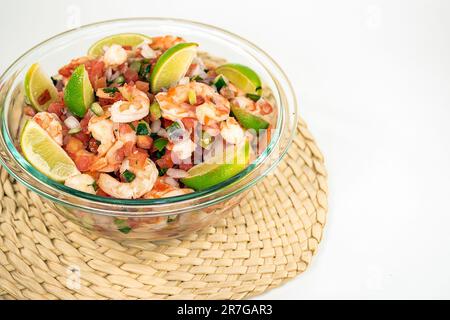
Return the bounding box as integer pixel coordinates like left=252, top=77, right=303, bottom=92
left=124, top=68, right=139, bottom=83
left=179, top=162, right=193, bottom=171
left=64, top=136, right=84, bottom=154
left=122, top=45, right=132, bottom=50
left=88, top=138, right=100, bottom=153
left=88, top=60, right=105, bottom=85
left=96, top=188, right=111, bottom=197
left=37, top=90, right=51, bottom=106
left=73, top=131, right=90, bottom=145
left=195, top=95, right=205, bottom=106
left=98, top=92, right=123, bottom=106
left=135, top=81, right=149, bottom=92
left=94, top=76, right=107, bottom=90
left=73, top=150, right=96, bottom=172
left=136, top=135, right=153, bottom=149
left=59, top=65, right=73, bottom=77
left=58, top=57, right=90, bottom=78
left=156, top=150, right=174, bottom=169
left=47, top=101, right=66, bottom=117
left=181, top=118, right=197, bottom=132
left=24, top=106, right=36, bottom=117
left=79, top=114, right=91, bottom=134
left=122, top=141, right=135, bottom=157
left=162, top=118, right=173, bottom=128
left=128, top=149, right=148, bottom=169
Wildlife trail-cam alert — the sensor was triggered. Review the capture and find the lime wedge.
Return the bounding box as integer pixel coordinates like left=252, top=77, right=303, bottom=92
left=181, top=140, right=250, bottom=191
left=88, top=33, right=151, bottom=57
left=231, top=104, right=269, bottom=131
left=20, top=120, right=79, bottom=182
left=216, top=63, right=262, bottom=94
left=24, top=63, right=59, bottom=111
left=64, top=64, right=94, bottom=117
left=150, top=42, right=198, bottom=93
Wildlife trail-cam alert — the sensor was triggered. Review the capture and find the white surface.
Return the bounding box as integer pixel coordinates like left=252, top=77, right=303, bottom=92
left=1, top=0, right=450, bottom=299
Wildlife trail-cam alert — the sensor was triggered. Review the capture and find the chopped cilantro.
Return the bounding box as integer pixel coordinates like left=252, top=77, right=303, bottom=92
left=102, top=87, right=119, bottom=96
left=158, top=167, right=168, bottom=176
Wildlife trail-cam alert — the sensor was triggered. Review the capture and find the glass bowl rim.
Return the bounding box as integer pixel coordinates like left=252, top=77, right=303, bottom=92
left=0, top=17, right=298, bottom=213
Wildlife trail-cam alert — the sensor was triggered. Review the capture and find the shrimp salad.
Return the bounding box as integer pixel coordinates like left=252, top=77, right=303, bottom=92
left=22, top=34, right=276, bottom=200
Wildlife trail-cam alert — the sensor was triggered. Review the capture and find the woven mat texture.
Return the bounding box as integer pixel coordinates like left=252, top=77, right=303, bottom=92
left=0, top=118, right=327, bottom=300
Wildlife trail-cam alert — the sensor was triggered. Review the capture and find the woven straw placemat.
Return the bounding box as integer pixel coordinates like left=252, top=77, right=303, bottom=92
left=0, top=118, right=327, bottom=300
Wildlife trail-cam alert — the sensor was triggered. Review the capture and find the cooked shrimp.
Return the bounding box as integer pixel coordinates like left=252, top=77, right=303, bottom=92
left=171, top=138, right=196, bottom=160
left=219, top=83, right=244, bottom=99
left=232, top=96, right=273, bottom=115
left=150, top=35, right=185, bottom=50
left=143, top=178, right=194, bottom=199
left=33, top=112, right=63, bottom=146
left=64, top=174, right=96, bottom=194
left=103, top=44, right=128, bottom=67
left=156, top=82, right=230, bottom=124
left=110, top=84, right=149, bottom=123
left=88, top=113, right=115, bottom=156
left=97, top=158, right=158, bottom=199
left=220, top=117, right=245, bottom=144
left=90, top=124, right=137, bottom=172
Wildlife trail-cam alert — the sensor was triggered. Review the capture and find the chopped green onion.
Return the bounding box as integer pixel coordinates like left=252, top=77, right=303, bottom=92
left=213, top=75, right=227, bottom=91
left=166, top=122, right=183, bottom=141
left=166, top=122, right=181, bottom=134
left=188, top=89, right=197, bottom=105
left=128, top=123, right=135, bottom=131
left=246, top=93, right=261, bottom=102
left=150, top=132, right=159, bottom=139
left=158, top=167, right=168, bottom=176
left=113, top=75, right=125, bottom=85
left=136, top=121, right=150, bottom=135
left=123, top=170, right=136, bottom=182
left=90, top=102, right=104, bottom=116
left=68, top=127, right=82, bottom=135
left=155, top=148, right=166, bottom=159
left=200, top=131, right=214, bottom=148
left=129, top=61, right=142, bottom=73
left=153, top=138, right=168, bottom=151
left=150, top=101, right=161, bottom=120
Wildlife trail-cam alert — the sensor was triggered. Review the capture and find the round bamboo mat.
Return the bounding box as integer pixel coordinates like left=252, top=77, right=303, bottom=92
left=0, top=118, right=327, bottom=300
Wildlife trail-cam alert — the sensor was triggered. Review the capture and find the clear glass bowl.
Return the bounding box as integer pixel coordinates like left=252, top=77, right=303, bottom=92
left=0, top=18, right=297, bottom=240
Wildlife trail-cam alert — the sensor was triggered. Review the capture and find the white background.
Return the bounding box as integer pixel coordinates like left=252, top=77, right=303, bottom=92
left=1, top=0, right=449, bottom=299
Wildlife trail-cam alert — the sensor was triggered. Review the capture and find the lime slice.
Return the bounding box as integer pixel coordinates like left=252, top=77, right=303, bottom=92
left=181, top=140, right=250, bottom=191
left=216, top=63, right=262, bottom=94
left=64, top=64, right=94, bottom=117
left=24, top=63, right=58, bottom=111
left=231, top=104, right=269, bottom=131
left=20, top=120, right=79, bottom=182
left=150, top=42, right=198, bottom=93
left=88, top=33, right=151, bottom=57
